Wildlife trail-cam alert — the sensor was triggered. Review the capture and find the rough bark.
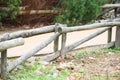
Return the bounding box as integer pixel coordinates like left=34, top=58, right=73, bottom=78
left=0, top=25, right=55, bottom=42
left=57, top=22, right=120, bottom=33
left=7, top=32, right=60, bottom=72
left=42, top=27, right=110, bottom=61
left=0, top=38, right=24, bottom=51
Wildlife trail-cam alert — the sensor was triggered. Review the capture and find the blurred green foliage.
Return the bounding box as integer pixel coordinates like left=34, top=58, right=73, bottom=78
left=54, top=0, right=106, bottom=26
left=0, top=0, right=21, bottom=25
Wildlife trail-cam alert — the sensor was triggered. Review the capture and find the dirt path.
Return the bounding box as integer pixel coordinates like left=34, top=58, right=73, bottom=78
left=0, top=27, right=116, bottom=57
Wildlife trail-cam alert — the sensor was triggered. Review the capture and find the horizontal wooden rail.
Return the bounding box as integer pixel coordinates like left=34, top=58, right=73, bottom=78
left=69, top=42, right=115, bottom=54
left=57, top=22, right=120, bottom=33
left=0, top=38, right=24, bottom=51
left=20, top=10, right=59, bottom=15
left=7, top=32, right=60, bottom=72
left=0, top=25, right=55, bottom=42
left=0, top=6, right=27, bottom=10
left=101, top=4, right=120, bottom=8
left=42, top=27, right=111, bottom=61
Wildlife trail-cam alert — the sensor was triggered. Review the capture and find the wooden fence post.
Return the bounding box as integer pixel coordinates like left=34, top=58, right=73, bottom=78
left=61, top=33, right=67, bottom=59
left=54, top=37, right=59, bottom=52
left=1, top=50, right=7, bottom=80
left=54, top=24, right=59, bottom=52
left=61, top=24, right=67, bottom=59
left=108, top=28, right=112, bottom=43
left=115, top=27, right=120, bottom=47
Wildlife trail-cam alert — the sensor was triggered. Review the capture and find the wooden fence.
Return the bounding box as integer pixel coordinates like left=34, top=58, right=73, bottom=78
left=0, top=21, right=120, bottom=79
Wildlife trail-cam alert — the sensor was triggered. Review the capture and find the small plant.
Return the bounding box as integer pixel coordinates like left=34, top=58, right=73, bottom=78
left=0, top=0, right=21, bottom=25
left=54, top=0, right=106, bottom=26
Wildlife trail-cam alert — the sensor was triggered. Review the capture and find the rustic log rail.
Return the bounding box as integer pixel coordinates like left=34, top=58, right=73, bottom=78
left=7, top=32, right=61, bottom=72
left=101, top=4, right=120, bottom=8
left=42, top=27, right=112, bottom=61
left=0, top=38, right=24, bottom=80
left=0, top=25, right=55, bottom=42
left=0, top=21, right=120, bottom=79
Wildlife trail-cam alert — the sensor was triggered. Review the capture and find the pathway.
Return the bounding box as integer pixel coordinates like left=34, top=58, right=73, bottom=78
left=0, top=27, right=116, bottom=57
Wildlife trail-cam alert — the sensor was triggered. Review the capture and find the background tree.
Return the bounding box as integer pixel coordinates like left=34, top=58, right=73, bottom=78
left=0, top=0, right=21, bottom=25
left=54, top=0, right=106, bottom=26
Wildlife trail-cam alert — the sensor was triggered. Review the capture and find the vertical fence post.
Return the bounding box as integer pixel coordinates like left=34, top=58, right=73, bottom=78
left=115, top=27, right=120, bottom=47
left=107, top=27, right=112, bottom=43
left=61, top=33, right=67, bottom=59
left=54, top=37, right=59, bottom=52
left=54, top=24, right=59, bottom=52
left=1, top=50, right=7, bottom=80
left=61, top=24, right=67, bottom=59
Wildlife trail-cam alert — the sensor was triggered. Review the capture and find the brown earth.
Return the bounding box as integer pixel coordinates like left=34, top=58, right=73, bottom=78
left=8, top=49, right=120, bottom=80
left=53, top=51, right=120, bottom=80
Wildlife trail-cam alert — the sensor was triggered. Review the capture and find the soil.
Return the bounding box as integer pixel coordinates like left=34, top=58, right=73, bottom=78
left=53, top=52, right=120, bottom=80
left=9, top=50, right=120, bottom=80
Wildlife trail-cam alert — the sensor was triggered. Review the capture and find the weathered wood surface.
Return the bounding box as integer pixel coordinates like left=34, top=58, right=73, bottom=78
left=42, top=27, right=110, bottom=61
left=1, top=50, right=7, bottom=80
left=54, top=24, right=60, bottom=52
left=58, top=22, right=120, bottom=33
left=0, top=38, right=24, bottom=51
left=0, top=25, right=55, bottom=42
left=63, top=27, right=111, bottom=52
left=100, top=18, right=120, bottom=22
left=115, top=27, right=120, bottom=47
left=68, top=42, right=115, bottom=55
left=97, top=8, right=114, bottom=19
left=54, top=36, right=59, bottom=52
left=0, top=6, right=27, bottom=11
left=61, top=33, right=67, bottom=59
left=108, top=28, right=112, bottom=43
left=102, top=4, right=120, bottom=8
left=7, top=32, right=60, bottom=72
left=20, top=10, right=59, bottom=15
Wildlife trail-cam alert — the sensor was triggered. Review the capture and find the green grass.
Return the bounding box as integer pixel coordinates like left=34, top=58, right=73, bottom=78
left=7, top=48, right=120, bottom=80
left=8, top=62, right=69, bottom=80
left=74, top=48, right=120, bottom=59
